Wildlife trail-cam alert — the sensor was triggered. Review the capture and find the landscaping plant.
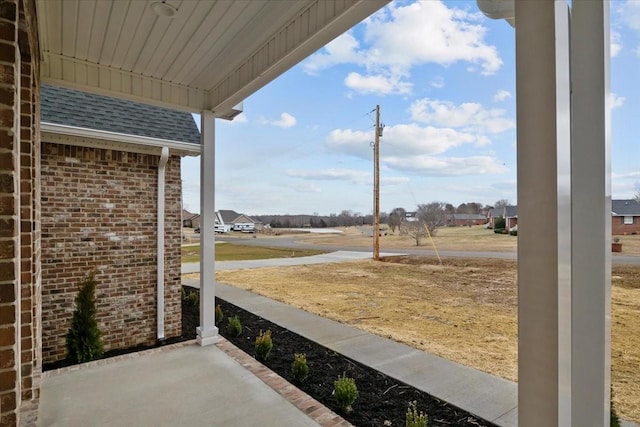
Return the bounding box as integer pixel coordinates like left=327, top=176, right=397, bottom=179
left=186, top=291, right=199, bottom=306
left=406, top=401, right=428, bottom=427
left=66, top=272, right=104, bottom=364
left=291, top=353, right=309, bottom=382
left=227, top=315, right=242, bottom=337
left=215, top=304, right=224, bottom=326
left=334, top=373, right=358, bottom=414
left=254, top=329, right=273, bottom=361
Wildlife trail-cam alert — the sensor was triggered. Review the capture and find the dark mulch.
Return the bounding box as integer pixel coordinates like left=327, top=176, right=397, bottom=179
left=183, top=286, right=498, bottom=427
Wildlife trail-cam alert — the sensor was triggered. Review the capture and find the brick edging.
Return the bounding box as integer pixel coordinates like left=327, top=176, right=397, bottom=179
left=216, top=338, right=353, bottom=427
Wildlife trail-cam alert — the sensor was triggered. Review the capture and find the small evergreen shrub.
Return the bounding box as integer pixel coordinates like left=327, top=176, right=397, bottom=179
left=186, top=291, right=199, bottom=306
left=66, top=272, right=104, bottom=364
left=509, top=229, right=518, bottom=236
left=291, top=353, right=309, bottom=382
left=215, top=304, right=224, bottom=326
left=611, top=386, right=621, bottom=427
left=254, top=329, right=273, bottom=361
left=406, top=401, right=428, bottom=427
left=334, top=373, right=358, bottom=413
left=494, top=228, right=505, bottom=234
left=494, top=216, right=506, bottom=230
left=227, top=315, right=242, bottom=337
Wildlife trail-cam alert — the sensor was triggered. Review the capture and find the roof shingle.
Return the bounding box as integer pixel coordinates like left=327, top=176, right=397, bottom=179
left=41, top=85, right=200, bottom=145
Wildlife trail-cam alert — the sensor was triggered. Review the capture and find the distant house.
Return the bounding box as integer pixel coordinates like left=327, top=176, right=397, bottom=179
left=612, top=199, right=640, bottom=235
left=218, top=209, right=260, bottom=232
left=447, top=213, right=487, bottom=227
left=488, top=205, right=518, bottom=230
left=405, top=211, right=418, bottom=222
left=182, top=209, right=201, bottom=228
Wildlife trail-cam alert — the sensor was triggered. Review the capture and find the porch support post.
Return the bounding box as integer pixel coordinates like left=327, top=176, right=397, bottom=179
left=570, top=1, right=611, bottom=425
left=515, top=1, right=572, bottom=426
left=197, top=110, right=219, bottom=346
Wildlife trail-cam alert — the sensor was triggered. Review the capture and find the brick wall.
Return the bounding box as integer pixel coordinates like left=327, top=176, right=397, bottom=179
left=0, top=0, right=40, bottom=425
left=612, top=216, right=640, bottom=236
left=41, top=144, right=182, bottom=364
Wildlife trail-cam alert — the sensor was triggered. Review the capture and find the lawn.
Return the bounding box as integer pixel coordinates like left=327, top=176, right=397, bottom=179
left=209, top=256, right=640, bottom=423
left=181, top=243, right=327, bottom=263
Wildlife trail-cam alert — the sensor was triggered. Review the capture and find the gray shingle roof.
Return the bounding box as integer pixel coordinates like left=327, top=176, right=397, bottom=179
left=41, top=85, right=200, bottom=144
left=612, top=199, right=640, bottom=216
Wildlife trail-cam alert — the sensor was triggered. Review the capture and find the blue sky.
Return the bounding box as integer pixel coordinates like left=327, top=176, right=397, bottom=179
left=181, top=0, right=640, bottom=216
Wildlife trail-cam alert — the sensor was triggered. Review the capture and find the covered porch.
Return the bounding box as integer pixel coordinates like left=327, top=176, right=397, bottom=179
left=0, top=0, right=616, bottom=425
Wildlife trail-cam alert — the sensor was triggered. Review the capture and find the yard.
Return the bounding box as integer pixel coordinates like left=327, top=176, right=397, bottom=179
left=208, top=256, right=640, bottom=423
left=181, top=243, right=327, bottom=263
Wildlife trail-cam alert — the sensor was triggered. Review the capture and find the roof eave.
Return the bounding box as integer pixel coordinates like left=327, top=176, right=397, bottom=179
left=41, top=122, right=201, bottom=156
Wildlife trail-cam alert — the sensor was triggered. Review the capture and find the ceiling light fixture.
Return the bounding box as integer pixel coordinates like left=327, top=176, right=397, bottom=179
left=151, top=1, right=178, bottom=18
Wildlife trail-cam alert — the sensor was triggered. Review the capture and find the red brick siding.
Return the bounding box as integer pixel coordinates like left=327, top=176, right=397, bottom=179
left=41, top=145, right=182, bottom=364
left=612, top=215, right=640, bottom=235
left=0, top=0, right=40, bottom=424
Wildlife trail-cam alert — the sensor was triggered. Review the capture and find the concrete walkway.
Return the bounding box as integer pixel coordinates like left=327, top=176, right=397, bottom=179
left=182, top=250, right=397, bottom=275
left=39, top=342, right=326, bottom=427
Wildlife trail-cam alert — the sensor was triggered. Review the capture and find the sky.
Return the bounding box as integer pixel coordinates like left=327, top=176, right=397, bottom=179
left=181, top=0, right=640, bottom=216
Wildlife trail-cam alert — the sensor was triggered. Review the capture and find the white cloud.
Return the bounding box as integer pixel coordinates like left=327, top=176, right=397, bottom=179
left=619, top=1, right=640, bottom=32
left=291, top=183, right=322, bottom=193
left=344, top=72, right=412, bottom=95
left=610, top=93, right=625, bottom=109
left=262, top=112, right=297, bottom=128
left=326, top=124, right=486, bottom=159
left=493, top=90, right=512, bottom=102
left=611, top=31, right=622, bottom=57
left=430, top=76, right=445, bottom=89
left=613, top=171, right=640, bottom=180
left=231, top=112, right=248, bottom=124
left=409, top=98, right=514, bottom=134
left=286, top=168, right=370, bottom=184
left=383, top=155, right=508, bottom=176
left=303, top=1, right=502, bottom=95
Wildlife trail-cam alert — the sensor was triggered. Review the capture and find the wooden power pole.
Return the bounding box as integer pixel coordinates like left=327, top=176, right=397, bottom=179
left=374, top=105, right=381, bottom=261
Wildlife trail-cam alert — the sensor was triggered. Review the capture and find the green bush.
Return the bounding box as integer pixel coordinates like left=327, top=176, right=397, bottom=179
left=611, top=387, right=621, bottom=427
left=494, top=228, right=505, bottom=234
left=494, top=216, right=506, bottom=229
left=227, top=315, right=242, bottom=337
left=334, top=373, right=358, bottom=413
left=255, top=329, right=273, bottom=361
left=186, top=291, right=199, bottom=306
left=406, top=401, right=428, bottom=427
left=509, top=229, right=518, bottom=236
left=215, top=304, right=224, bottom=326
left=291, top=353, right=309, bottom=382
left=66, top=272, right=104, bottom=364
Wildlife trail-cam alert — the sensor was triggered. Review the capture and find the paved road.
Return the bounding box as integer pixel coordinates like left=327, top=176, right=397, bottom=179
left=215, top=235, right=640, bottom=265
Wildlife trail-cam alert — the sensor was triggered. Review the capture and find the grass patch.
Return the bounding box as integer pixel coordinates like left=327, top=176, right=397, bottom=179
left=181, top=243, right=327, bottom=263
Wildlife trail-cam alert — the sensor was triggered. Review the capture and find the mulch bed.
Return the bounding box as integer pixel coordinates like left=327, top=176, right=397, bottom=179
left=182, top=285, right=498, bottom=427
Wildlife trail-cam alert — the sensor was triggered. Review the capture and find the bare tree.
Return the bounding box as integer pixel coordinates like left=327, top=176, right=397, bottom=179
left=494, top=199, right=510, bottom=209
left=388, top=207, right=406, bottom=232
left=417, top=202, right=447, bottom=235
left=401, top=220, right=426, bottom=246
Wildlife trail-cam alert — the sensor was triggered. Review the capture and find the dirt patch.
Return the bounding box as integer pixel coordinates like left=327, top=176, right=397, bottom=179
left=211, top=256, right=640, bottom=423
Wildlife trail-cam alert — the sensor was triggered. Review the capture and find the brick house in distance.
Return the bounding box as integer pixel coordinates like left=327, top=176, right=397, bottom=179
left=611, top=199, right=640, bottom=235
left=40, top=85, right=200, bottom=365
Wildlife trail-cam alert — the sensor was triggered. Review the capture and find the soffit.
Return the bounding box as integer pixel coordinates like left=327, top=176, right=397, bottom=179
left=37, top=0, right=388, bottom=115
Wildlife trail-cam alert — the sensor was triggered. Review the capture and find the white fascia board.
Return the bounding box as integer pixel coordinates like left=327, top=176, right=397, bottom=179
left=41, top=122, right=201, bottom=156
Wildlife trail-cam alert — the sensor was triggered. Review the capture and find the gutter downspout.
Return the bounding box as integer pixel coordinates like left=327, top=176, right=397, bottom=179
left=157, top=147, right=170, bottom=341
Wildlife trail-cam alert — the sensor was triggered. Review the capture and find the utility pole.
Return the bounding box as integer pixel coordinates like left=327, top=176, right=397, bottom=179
left=373, top=105, right=381, bottom=261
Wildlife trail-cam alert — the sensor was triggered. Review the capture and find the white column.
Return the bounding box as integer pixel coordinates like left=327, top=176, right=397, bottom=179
left=198, top=111, right=219, bottom=346
left=570, top=1, right=611, bottom=425
left=515, top=1, right=572, bottom=426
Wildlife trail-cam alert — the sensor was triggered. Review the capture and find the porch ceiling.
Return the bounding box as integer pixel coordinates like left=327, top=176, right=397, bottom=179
left=37, top=0, right=388, bottom=116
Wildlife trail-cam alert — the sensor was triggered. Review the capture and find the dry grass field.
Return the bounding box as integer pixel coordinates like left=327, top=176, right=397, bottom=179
left=207, top=257, right=640, bottom=423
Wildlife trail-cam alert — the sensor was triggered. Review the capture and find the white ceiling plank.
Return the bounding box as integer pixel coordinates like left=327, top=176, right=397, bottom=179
left=111, top=1, right=147, bottom=69
left=42, top=0, right=62, bottom=55
left=121, top=2, right=159, bottom=72
left=99, top=1, right=131, bottom=66
left=161, top=0, right=224, bottom=82
left=60, top=0, right=78, bottom=57
left=132, top=9, right=178, bottom=75
left=142, top=0, right=200, bottom=78
left=210, top=0, right=389, bottom=115
left=86, top=1, right=113, bottom=64
left=74, top=0, right=97, bottom=60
